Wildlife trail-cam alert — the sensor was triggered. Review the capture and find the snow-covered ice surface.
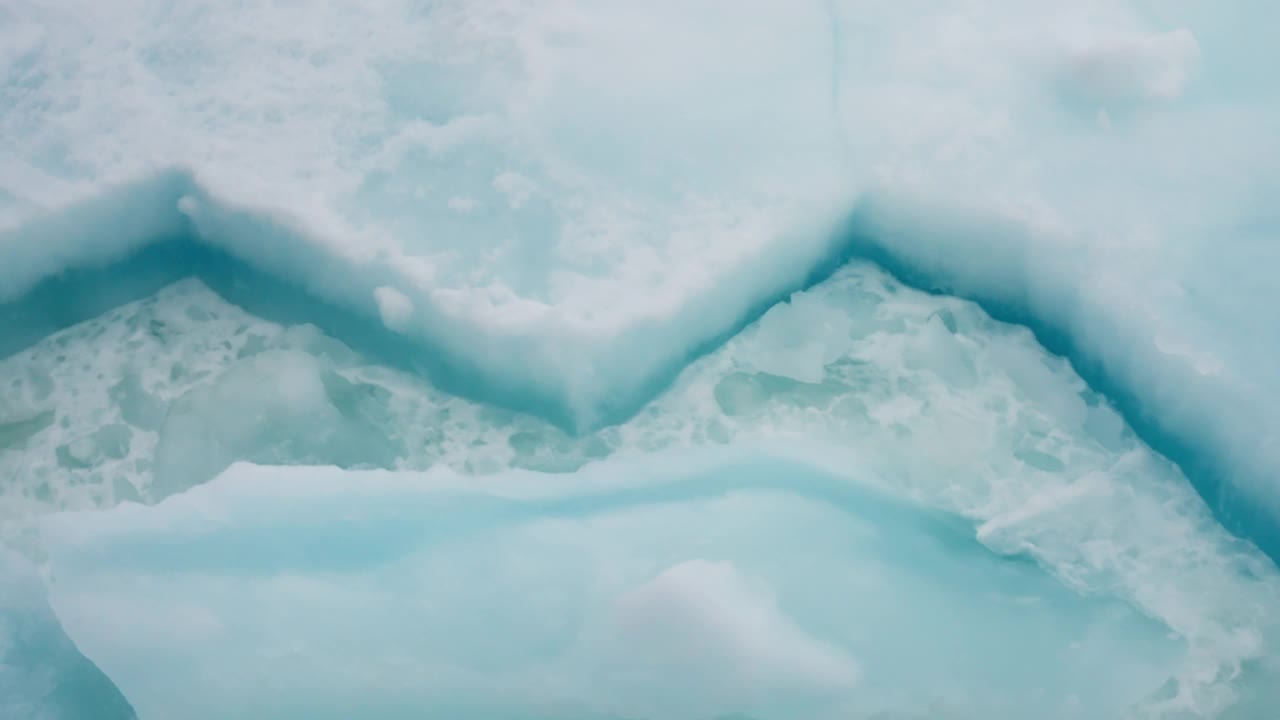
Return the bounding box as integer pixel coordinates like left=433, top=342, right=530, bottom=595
left=1, top=0, right=1279, bottom=718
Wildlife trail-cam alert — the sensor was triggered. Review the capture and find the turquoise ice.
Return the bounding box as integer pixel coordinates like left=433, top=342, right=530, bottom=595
left=2, top=1, right=1279, bottom=718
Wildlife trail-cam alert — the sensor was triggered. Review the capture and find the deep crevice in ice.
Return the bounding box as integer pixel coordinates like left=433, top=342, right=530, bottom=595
left=6, top=230, right=1280, bottom=719
left=2, top=174, right=1275, bottom=561
left=832, top=211, right=1280, bottom=562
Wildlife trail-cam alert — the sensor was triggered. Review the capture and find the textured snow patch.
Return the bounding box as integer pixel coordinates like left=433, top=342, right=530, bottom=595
left=373, top=286, right=413, bottom=332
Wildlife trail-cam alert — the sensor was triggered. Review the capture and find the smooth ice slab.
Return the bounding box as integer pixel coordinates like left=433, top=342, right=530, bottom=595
left=8, top=265, right=1280, bottom=717
left=43, top=454, right=1188, bottom=720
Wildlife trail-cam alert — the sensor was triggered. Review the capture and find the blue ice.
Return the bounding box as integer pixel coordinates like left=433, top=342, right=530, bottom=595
left=2, top=1, right=1279, bottom=718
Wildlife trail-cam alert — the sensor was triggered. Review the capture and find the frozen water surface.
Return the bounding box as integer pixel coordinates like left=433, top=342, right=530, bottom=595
left=1, top=1, right=1278, bottom=718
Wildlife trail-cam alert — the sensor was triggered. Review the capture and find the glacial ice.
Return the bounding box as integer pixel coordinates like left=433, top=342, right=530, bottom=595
left=2, top=0, right=1279, bottom=717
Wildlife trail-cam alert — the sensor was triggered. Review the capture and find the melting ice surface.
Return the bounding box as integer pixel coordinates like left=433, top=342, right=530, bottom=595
left=2, top=0, right=1280, bottom=718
